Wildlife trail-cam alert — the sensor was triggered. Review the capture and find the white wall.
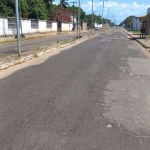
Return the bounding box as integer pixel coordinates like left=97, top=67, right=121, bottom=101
left=0, top=18, right=5, bottom=36
left=133, top=17, right=141, bottom=30
left=22, top=19, right=32, bottom=33
left=70, top=15, right=77, bottom=23
left=0, top=18, right=59, bottom=36
left=0, top=18, right=9, bottom=36
left=52, top=22, right=57, bottom=32
left=0, top=17, right=76, bottom=36
left=62, top=23, right=73, bottom=31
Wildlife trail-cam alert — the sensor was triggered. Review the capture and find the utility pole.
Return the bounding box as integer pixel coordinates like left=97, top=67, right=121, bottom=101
left=77, top=0, right=81, bottom=38
left=101, top=0, right=107, bottom=27
left=91, top=0, right=94, bottom=35
left=15, top=0, right=21, bottom=57
left=70, top=1, right=77, bottom=32
left=110, top=12, right=111, bottom=25
left=107, top=7, right=110, bottom=26
left=19, top=0, right=23, bottom=38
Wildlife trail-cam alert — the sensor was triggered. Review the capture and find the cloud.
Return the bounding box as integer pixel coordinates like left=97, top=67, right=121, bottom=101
left=81, top=1, right=150, bottom=24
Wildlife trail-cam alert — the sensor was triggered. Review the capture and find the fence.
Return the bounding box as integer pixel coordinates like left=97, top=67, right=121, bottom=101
left=0, top=17, right=58, bottom=36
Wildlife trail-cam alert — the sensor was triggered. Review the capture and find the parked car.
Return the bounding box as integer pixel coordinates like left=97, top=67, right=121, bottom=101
left=95, top=27, right=100, bottom=30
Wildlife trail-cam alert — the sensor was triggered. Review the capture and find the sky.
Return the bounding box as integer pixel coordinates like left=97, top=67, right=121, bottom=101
left=66, top=0, right=150, bottom=24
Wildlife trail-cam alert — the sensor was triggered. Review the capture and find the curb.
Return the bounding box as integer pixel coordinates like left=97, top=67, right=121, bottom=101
left=0, top=35, right=92, bottom=71
left=0, top=30, right=108, bottom=71
left=122, top=28, right=150, bottom=49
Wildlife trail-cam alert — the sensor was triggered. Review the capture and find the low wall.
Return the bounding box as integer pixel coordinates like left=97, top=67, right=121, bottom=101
left=0, top=18, right=58, bottom=36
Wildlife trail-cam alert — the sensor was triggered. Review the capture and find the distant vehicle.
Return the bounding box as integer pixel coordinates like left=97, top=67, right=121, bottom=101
left=95, top=27, right=100, bottom=30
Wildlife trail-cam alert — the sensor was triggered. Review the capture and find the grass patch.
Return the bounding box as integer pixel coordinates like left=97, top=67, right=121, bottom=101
left=132, top=30, right=140, bottom=34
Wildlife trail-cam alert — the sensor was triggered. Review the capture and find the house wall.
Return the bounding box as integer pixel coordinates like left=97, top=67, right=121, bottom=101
left=0, top=17, right=86, bottom=36
left=56, top=8, right=71, bottom=23
left=38, top=20, right=46, bottom=31
left=141, top=21, right=150, bottom=34
left=81, top=22, right=87, bottom=30
left=0, top=18, right=7, bottom=36
left=132, top=17, right=141, bottom=30
left=147, top=21, right=150, bottom=34
left=70, top=15, right=77, bottom=30
left=147, top=7, right=150, bottom=14
left=62, top=23, right=73, bottom=31
left=21, top=19, right=33, bottom=33
left=0, top=18, right=58, bottom=36
left=51, top=22, right=57, bottom=32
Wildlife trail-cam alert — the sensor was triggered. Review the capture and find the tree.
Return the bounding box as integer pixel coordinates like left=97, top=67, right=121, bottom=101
left=58, top=0, right=69, bottom=9
left=121, top=16, right=134, bottom=29
left=83, top=14, right=102, bottom=27
left=68, top=6, right=86, bottom=22
left=0, top=0, right=15, bottom=17
left=19, top=0, right=29, bottom=18
left=27, top=0, right=48, bottom=20
left=48, top=4, right=57, bottom=20
left=44, top=0, right=55, bottom=9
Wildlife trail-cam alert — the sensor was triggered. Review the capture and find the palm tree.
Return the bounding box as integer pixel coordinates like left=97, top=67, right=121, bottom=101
left=59, top=0, right=69, bottom=9
left=44, top=0, right=55, bottom=9
left=44, top=0, right=55, bottom=4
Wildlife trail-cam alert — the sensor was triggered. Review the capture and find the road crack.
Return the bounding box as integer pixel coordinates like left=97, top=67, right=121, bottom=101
left=117, top=123, right=150, bottom=145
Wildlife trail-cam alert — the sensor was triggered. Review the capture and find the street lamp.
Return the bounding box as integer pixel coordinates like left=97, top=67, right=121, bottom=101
left=15, top=0, right=21, bottom=57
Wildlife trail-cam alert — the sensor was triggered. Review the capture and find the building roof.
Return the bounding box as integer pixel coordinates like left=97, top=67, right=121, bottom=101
left=137, top=14, right=150, bottom=21
left=55, top=8, right=71, bottom=23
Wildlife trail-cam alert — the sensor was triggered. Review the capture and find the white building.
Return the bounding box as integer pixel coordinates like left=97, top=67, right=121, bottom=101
left=70, top=12, right=77, bottom=30
left=0, top=17, right=73, bottom=36
left=132, top=17, right=141, bottom=30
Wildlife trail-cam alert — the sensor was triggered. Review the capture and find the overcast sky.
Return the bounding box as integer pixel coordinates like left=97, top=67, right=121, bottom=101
left=67, top=0, right=150, bottom=24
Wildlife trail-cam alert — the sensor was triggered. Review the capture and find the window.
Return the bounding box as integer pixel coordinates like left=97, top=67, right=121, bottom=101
left=8, top=18, right=16, bottom=29
left=46, top=21, right=52, bottom=28
left=31, top=20, right=39, bottom=29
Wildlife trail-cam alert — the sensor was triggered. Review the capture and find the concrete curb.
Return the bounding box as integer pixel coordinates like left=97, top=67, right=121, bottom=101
left=0, top=30, right=107, bottom=71
left=0, top=55, right=34, bottom=70
left=0, top=35, right=92, bottom=71
left=122, top=28, right=150, bottom=49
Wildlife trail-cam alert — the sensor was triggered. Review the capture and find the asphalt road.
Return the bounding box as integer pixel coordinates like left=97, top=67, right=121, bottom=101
left=0, top=30, right=98, bottom=59
left=0, top=27, right=150, bottom=150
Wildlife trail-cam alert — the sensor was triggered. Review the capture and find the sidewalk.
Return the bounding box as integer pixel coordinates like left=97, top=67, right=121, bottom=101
left=0, top=27, right=111, bottom=70
left=0, top=30, right=86, bottom=44
left=122, top=28, right=150, bottom=48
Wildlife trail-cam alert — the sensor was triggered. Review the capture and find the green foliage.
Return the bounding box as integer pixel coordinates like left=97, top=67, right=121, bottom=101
left=121, top=16, right=134, bottom=29
left=119, top=21, right=124, bottom=26
left=0, top=0, right=15, bottom=17
left=27, top=0, right=48, bottom=20
left=82, top=14, right=102, bottom=27
left=48, top=4, right=57, bottom=20
left=0, top=0, right=104, bottom=26
left=58, top=0, right=69, bottom=9
left=0, top=0, right=50, bottom=19
left=68, top=6, right=86, bottom=22
left=20, top=0, right=28, bottom=18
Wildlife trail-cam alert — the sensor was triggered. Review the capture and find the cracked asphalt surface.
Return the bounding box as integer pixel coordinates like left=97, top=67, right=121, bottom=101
left=0, top=27, right=150, bottom=150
